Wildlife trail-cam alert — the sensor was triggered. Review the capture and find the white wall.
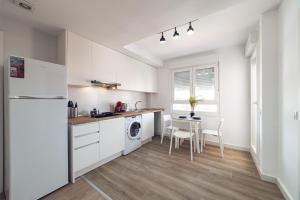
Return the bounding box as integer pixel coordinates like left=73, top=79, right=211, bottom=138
left=0, top=16, right=57, bottom=63
left=218, top=45, right=250, bottom=149
left=151, top=45, right=250, bottom=149
left=277, top=0, right=299, bottom=199
left=259, top=9, right=279, bottom=178
left=298, top=8, right=300, bottom=200
left=0, top=16, right=58, bottom=194
left=68, top=86, right=149, bottom=115
left=0, top=31, right=3, bottom=195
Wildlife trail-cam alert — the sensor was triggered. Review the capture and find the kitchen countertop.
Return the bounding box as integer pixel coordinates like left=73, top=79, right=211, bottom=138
left=68, top=108, right=164, bottom=125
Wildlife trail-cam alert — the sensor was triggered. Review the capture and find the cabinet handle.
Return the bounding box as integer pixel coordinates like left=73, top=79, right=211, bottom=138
left=74, top=131, right=100, bottom=138
left=74, top=141, right=99, bottom=150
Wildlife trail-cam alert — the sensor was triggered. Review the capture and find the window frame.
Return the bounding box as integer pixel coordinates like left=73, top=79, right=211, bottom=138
left=171, top=63, right=220, bottom=115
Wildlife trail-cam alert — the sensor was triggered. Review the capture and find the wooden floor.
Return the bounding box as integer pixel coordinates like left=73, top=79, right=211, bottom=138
left=43, top=178, right=106, bottom=200
left=43, top=137, right=284, bottom=200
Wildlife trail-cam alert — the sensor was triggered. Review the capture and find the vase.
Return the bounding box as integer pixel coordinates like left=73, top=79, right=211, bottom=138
left=190, top=111, right=195, bottom=117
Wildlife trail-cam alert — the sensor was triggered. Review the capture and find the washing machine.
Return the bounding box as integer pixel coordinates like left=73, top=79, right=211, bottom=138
left=123, top=115, right=142, bottom=155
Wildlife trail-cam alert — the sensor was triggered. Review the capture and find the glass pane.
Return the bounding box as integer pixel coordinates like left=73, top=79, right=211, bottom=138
left=173, top=104, right=218, bottom=113
left=194, top=67, right=215, bottom=100
left=130, top=122, right=140, bottom=137
left=195, top=104, right=218, bottom=112
left=174, top=71, right=190, bottom=101
left=173, top=104, right=191, bottom=111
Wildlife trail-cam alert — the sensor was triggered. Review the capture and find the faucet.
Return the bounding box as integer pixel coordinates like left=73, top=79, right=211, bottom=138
left=135, top=101, right=142, bottom=111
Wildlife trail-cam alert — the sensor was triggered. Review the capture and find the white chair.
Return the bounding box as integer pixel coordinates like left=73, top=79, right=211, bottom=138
left=201, top=118, right=225, bottom=158
left=161, top=114, right=178, bottom=144
left=169, top=121, right=196, bottom=161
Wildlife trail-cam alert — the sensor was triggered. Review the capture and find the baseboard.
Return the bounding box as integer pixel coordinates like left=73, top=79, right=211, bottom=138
left=276, top=178, right=293, bottom=200
left=154, top=131, right=162, bottom=136
left=0, top=192, right=4, bottom=200
left=258, top=168, right=277, bottom=183
left=249, top=150, right=277, bottom=183
left=205, top=140, right=250, bottom=152
left=250, top=147, right=259, bottom=167
left=142, top=137, right=152, bottom=145
left=249, top=150, right=293, bottom=200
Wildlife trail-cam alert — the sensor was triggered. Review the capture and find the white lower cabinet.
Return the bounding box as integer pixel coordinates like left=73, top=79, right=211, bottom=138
left=69, top=118, right=125, bottom=183
left=70, top=122, right=100, bottom=182
left=99, top=117, right=125, bottom=160
left=74, top=132, right=99, bottom=148
left=69, top=113, right=156, bottom=183
left=142, top=113, right=154, bottom=141
left=74, top=142, right=99, bottom=172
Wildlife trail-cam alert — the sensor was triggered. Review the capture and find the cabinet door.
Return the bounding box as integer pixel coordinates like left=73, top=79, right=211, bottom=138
left=66, top=32, right=92, bottom=86
left=71, top=122, right=100, bottom=173
left=142, top=113, right=154, bottom=141
left=116, top=54, right=148, bottom=92
left=74, top=142, right=99, bottom=172
left=116, top=56, right=140, bottom=91
left=144, top=66, right=158, bottom=93
left=91, top=43, right=117, bottom=82
left=99, top=118, right=125, bottom=160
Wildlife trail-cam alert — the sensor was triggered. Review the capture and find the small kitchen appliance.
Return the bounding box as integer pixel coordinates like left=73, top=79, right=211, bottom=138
left=90, top=109, right=120, bottom=118
left=121, top=103, right=127, bottom=112
left=114, top=101, right=128, bottom=112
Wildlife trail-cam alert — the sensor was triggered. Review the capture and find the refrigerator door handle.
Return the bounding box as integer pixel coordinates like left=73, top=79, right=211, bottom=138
left=10, top=96, right=66, bottom=99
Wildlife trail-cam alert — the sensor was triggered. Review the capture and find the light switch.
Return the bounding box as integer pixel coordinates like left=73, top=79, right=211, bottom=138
left=293, top=111, right=298, bottom=120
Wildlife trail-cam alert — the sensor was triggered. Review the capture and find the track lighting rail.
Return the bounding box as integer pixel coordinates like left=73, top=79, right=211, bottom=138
left=158, top=19, right=198, bottom=43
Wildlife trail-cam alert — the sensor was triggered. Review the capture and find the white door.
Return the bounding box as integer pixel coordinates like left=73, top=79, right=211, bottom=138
left=7, top=99, right=68, bottom=200
left=250, top=49, right=259, bottom=155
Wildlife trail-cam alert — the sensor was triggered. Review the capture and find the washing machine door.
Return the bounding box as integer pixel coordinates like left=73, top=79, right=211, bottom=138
left=127, top=121, right=141, bottom=140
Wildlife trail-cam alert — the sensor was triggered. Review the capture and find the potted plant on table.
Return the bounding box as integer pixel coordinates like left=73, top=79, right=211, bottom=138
left=189, top=96, right=199, bottom=117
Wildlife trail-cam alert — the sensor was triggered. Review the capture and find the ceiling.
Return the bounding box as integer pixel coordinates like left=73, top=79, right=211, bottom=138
left=0, top=0, right=281, bottom=67
left=126, top=0, right=281, bottom=66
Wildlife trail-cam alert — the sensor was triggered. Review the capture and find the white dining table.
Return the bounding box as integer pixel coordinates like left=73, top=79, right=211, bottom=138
left=172, top=117, right=202, bottom=153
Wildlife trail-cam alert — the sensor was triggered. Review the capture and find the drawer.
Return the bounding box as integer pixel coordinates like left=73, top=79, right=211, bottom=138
left=74, top=132, right=99, bottom=149
left=74, top=142, right=99, bottom=172
left=72, top=122, right=99, bottom=137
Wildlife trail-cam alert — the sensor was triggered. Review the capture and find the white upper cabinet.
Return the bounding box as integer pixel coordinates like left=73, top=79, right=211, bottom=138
left=115, top=53, right=158, bottom=93
left=91, top=42, right=117, bottom=82
left=66, top=31, right=92, bottom=86
left=60, top=31, right=157, bottom=93
left=144, top=65, right=158, bottom=93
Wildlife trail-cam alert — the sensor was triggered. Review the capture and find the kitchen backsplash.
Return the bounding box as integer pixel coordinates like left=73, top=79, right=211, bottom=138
left=68, top=86, right=150, bottom=115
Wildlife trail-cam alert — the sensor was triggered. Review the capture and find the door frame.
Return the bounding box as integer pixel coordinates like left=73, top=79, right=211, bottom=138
left=250, top=47, right=260, bottom=163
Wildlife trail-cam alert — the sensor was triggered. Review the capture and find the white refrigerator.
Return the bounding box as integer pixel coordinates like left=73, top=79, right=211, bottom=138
left=4, top=56, right=68, bottom=200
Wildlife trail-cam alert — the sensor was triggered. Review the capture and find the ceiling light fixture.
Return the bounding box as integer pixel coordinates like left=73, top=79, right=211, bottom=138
left=160, top=32, right=166, bottom=43
left=158, top=19, right=198, bottom=43
left=173, top=27, right=180, bottom=40
left=187, top=22, right=194, bottom=35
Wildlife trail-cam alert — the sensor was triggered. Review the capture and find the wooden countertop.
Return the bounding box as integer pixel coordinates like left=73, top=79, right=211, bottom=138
left=68, top=108, right=163, bottom=125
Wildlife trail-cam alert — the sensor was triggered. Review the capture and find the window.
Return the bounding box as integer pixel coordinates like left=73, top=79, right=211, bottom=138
left=172, top=64, right=219, bottom=113
left=174, top=70, right=191, bottom=101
